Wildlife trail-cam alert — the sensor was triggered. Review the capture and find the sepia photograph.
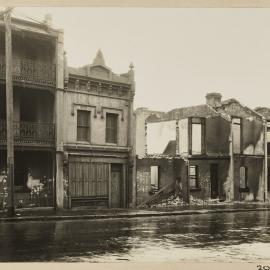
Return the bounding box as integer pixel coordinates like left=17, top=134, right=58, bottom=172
left=0, top=2, right=270, bottom=265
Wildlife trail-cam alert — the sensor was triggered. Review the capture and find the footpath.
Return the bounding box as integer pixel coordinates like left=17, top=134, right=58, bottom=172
left=0, top=202, right=269, bottom=223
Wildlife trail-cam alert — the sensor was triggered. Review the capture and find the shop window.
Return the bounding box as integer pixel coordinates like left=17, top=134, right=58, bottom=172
left=189, top=165, right=199, bottom=189
left=232, top=118, right=241, bottom=154
left=77, top=110, right=90, bottom=141
left=190, top=118, right=205, bottom=155
left=239, top=166, right=248, bottom=191
left=106, top=113, right=118, bottom=144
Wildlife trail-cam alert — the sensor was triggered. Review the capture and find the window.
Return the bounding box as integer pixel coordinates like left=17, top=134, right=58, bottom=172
left=106, top=113, right=118, bottom=144
left=232, top=118, right=241, bottom=154
left=190, top=118, right=205, bottom=155
left=150, top=166, right=160, bottom=189
left=77, top=110, right=90, bottom=141
left=267, top=121, right=270, bottom=155
left=239, top=166, right=248, bottom=190
left=189, top=165, right=199, bottom=189
left=267, top=167, right=270, bottom=192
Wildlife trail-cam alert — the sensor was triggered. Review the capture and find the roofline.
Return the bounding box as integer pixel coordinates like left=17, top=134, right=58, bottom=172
left=0, top=16, right=62, bottom=37
left=68, top=72, right=131, bottom=86
left=168, top=104, right=231, bottom=122
left=222, top=98, right=264, bottom=119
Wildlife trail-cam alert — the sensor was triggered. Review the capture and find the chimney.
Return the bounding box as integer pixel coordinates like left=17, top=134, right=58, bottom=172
left=44, top=13, right=53, bottom=27
left=206, top=92, right=222, bottom=107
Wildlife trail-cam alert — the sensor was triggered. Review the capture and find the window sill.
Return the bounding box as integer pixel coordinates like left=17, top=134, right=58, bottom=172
left=190, top=188, right=201, bottom=192
left=105, top=142, right=118, bottom=146
left=76, top=141, right=90, bottom=144
left=239, top=187, right=249, bottom=193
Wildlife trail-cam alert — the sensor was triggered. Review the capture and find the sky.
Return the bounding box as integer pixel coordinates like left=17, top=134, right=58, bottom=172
left=6, top=7, right=270, bottom=111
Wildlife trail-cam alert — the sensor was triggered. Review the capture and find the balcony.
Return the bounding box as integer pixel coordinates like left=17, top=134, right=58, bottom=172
left=0, top=55, right=56, bottom=87
left=0, top=120, right=55, bottom=147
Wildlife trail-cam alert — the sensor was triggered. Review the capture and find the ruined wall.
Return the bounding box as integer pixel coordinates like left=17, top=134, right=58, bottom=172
left=135, top=108, right=165, bottom=158
left=255, top=107, right=270, bottom=119
left=136, top=158, right=187, bottom=205
left=242, top=118, right=264, bottom=155
left=135, top=109, right=148, bottom=158
left=220, top=101, right=264, bottom=155
left=178, top=119, right=188, bottom=155
left=173, top=158, right=189, bottom=203
left=234, top=157, right=264, bottom=201
left=206, top=116, right=230, bottom=155
left=136, top=158, right=174, bottom=205
left=168, top=104, right=221, bottom=120
left=189, top=159, right=230, bottom=201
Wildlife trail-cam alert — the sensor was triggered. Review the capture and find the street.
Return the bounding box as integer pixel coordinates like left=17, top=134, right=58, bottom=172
left=0, top=210, right=269, bottom=262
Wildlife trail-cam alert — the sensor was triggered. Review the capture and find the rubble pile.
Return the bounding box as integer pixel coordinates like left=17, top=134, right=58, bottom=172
left=189, top=196, right=229, bottom=205
left=150, top=195, right=187, bottom=208
left=149, top=195, right=231, bottom=208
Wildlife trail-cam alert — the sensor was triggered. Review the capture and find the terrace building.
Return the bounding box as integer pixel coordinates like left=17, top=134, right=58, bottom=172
left=0, top=13, right=135, bottom=210
left=0, top=14, right=64, bottom=208
left=61, top=50, right=135, bottom=208
left=135, top=93, right=268, bottom=206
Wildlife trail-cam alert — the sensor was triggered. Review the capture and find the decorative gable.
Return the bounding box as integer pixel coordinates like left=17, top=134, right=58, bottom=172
left=90, top=65, right=110, bottom=80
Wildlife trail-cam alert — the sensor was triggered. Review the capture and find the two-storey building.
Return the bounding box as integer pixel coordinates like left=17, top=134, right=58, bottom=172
left=0, top=13, right=135, bottom=210
left=0, top=14, right=64, bottom=208
left=136, top=93, right=267, bottom=206
left=254, top=106, right=270, bottom=200
left=60, top=50, right=135, bottom=208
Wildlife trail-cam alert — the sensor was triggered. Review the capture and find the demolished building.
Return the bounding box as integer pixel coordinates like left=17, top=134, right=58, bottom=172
left=135, top=93, right=268, bottom=206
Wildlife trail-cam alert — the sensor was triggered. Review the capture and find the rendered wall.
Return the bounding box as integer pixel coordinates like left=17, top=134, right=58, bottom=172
left=63, top=91, right=129, bottom=147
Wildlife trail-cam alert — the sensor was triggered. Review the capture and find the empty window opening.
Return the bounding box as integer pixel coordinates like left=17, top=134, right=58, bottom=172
left=189, top=165, right=199, bottom=189
left=232, top=118, right=241, bottom=154
left=240, top=166, right=248, bottom=190
left=150, top=166, right=160, bottom=189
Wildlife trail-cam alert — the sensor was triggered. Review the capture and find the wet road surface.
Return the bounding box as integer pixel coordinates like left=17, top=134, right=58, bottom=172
left=0, top=210, right=269, bottom=262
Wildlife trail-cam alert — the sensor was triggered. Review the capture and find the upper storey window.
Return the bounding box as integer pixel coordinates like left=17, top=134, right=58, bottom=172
left=106, top=113, right=118, bottom=144
left=232, top=118, right=241, bottom=154
left=190, top=117, right=205, bottom=155
left=77, top=110, right=90, bottom=142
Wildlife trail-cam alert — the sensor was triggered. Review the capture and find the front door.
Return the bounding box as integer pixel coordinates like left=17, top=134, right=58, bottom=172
left=210, top=164, right=219, bottom=199
left=111, top=164, right=122, bottom=208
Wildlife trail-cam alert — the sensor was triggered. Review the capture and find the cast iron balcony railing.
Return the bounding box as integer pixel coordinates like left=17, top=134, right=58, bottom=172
left=0, top=120, right=55, bottom=146
left=0, top=55, right=56, bottom=87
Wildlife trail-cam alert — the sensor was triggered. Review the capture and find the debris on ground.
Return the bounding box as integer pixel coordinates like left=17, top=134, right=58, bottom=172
left=150, top=195, right=187, bottom=208
left=149, top=194, right=233, bottom=208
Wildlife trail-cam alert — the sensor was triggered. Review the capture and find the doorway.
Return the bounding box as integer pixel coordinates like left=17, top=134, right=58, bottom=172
left=210, top=164, right=219, bottom=199
left=111, top=164, right=122, bottom=208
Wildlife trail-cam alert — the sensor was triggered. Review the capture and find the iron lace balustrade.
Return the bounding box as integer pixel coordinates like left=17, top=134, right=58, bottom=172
left=0, top=120, right=55, bottom=146
left=0, top=55, right=56, bottom=87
